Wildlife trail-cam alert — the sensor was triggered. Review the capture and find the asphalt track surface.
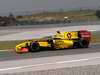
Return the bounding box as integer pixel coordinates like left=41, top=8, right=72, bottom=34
left=0, top=25, right=100, bottom=41
left=0, top=44, right=99, bottom=62
left=0, top=44, right=99, bottom=74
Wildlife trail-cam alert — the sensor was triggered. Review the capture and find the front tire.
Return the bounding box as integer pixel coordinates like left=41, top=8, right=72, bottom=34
left=30, top=42, right=40, bottom=52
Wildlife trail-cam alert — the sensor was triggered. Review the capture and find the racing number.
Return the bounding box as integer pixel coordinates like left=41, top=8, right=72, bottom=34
left=67, top=32, right=72, bottom=39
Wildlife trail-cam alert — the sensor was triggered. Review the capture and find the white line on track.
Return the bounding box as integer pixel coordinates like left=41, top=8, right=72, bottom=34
left=0, top=57, right=100, bottom=71
left=0, top=50, right=10, bottom=52
left=0, top=49, right=13, bottom=52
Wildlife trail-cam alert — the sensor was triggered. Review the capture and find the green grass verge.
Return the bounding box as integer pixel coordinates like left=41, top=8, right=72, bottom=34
left=91, top=31, right=100, bottom=43
left=0, top=31, right=99, bottom=50
left=0, top=40, right=24, bottom=50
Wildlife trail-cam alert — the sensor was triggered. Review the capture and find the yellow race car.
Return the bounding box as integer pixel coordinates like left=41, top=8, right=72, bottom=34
left=15, top=30, right=91, bottom=53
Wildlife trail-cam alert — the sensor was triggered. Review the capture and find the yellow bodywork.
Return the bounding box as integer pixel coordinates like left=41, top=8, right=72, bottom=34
left=15, top=41, right=31, bottom=52
left=63, top=31, right=78, bottom=39
left=37, top=39, right=74, bottom=49
left=38, top=42, right=49, bottom=47
left=15, top=31, right=79, bottom=52
left=52, top=31, right=78, bottom=49
left=53, top=39, right=73, bottom=49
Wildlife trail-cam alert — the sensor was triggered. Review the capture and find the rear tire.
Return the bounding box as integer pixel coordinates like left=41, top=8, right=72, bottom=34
left=82, top=41, right=89, bottom=48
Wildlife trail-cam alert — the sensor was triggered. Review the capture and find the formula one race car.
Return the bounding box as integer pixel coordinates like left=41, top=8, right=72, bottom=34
left=15, top=30, right=91, bottom=53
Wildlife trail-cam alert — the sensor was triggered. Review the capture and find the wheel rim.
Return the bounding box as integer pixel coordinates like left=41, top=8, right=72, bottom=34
left=31, top=42, right=40, bottom=52
left=82, top=41, right=88, bottom=48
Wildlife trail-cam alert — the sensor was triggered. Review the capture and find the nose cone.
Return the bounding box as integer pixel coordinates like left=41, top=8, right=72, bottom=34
left=20, top=48, right=29, bottom=53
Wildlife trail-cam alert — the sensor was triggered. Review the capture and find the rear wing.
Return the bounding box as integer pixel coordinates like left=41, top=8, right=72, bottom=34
left=78, top=30, right=91, bottom=42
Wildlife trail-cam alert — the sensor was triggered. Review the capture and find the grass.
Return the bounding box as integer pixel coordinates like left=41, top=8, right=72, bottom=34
left=17, top=10, right=99, bottom=22
left=0, top=40, right=23, bottom=50
left=91, top=31, right=100, bottom=43
left=0, top=31, right=99, bottom=50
